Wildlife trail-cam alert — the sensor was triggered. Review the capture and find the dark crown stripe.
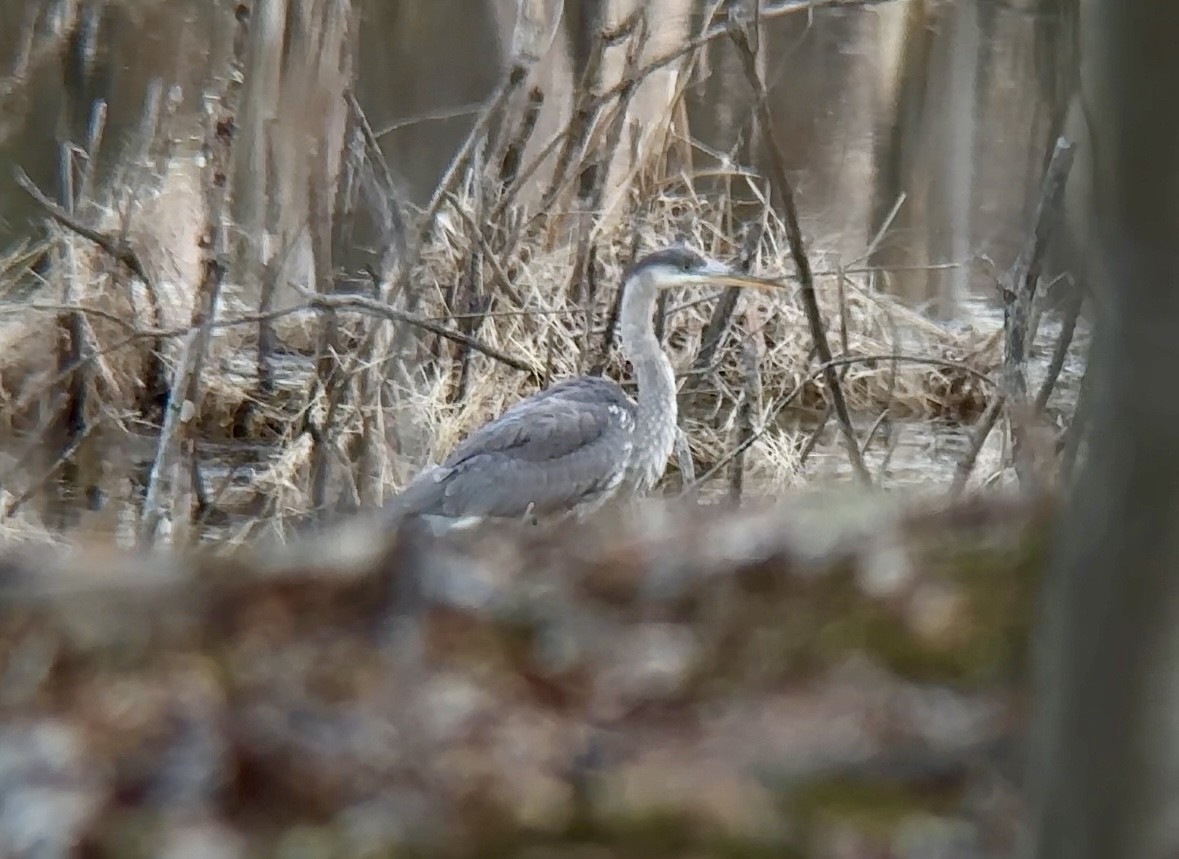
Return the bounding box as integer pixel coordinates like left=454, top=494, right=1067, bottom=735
left=622, top=246, right=705, bottom=281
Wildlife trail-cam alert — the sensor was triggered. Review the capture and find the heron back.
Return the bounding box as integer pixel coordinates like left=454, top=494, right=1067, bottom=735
left=387, top=375, right=637, bottom=522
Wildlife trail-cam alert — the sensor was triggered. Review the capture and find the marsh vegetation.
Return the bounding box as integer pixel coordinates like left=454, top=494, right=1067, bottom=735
left=0, top=0, right=1084, bottom=545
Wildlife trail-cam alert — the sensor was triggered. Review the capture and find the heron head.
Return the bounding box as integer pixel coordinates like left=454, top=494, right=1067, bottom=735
left=623, top=244, right=781, bottom=292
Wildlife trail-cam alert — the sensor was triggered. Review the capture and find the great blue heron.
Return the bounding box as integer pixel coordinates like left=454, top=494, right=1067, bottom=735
left=386, top=245, right=780, bottom=528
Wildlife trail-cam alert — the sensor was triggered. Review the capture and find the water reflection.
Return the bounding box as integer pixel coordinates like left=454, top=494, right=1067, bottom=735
left=0, top=0, right=1073, bottom=312
left=352, top=0, right=1065, bottom=311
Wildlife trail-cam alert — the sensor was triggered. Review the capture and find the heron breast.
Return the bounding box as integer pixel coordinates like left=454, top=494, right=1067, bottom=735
left=630, top=406, right=678, bottom=491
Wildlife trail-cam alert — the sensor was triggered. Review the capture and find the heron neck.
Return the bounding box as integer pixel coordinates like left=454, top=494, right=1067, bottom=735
left=626, top=333, right=676, bottom=416
left=619, top=276, right=677, bottom=486
left=619, top=277, right=674, bottom=401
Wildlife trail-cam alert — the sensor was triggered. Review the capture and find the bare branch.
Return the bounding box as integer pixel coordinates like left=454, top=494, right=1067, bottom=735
left=949, top=393, right=1007, bottom=497
left=301, top=290, right=542, bottom=378
left=726, top=6, right=871, bottom=484
left=14, top=168, right=154, bottom=288
left=1034, top=286, right=1084, bottom=414
left=1002, top=135, right=1076, bottom=489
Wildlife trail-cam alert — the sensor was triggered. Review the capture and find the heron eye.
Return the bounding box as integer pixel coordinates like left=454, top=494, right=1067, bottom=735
left=680, top=259, right=694, bottom=272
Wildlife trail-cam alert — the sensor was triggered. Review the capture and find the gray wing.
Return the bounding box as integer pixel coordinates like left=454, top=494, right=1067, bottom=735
left=498, top=375, right=633, bottom=417
left=447, top=375, right=634, bottom=465
left=389, top=378, right=636, bottom=521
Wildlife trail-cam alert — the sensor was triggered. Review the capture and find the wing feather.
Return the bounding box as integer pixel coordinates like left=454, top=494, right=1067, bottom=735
left=390, top=377, right=636, bottom=520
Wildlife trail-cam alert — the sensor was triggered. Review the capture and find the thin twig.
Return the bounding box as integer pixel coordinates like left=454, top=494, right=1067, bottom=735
left=727, top=6, right=870, bottom=484
left=949, top=393, right=1007, bottom=497
left=53, top=140, right=88, bottom=519
left=443, top=193, right=525, bottom=307
left=797, top=405, right=832, bottom=468
left=19, top=155, right=170, bottom=422
left=876, top=422, right=902, bottom=481
left=388, top=52, right=535, bottom=395
left=353, top=284, right=391, bottom=508
left=344, top=89, right=409, bottom=263
left=401, top=61, right=531, bottom=295
left=860, top=407, right=892, bottom=455
left=346, top=92, right=413, bottom=492
left=540, top=18, right=614, bottom=213
left=140, top=332, right=197, bottom=542
left=115, top=81, right=163, bottom=246
left=1001, top=134, right=1075, bottom=490
left=256, top=257, right=280, bottom=396
left=578, top=244, right=599, bottom=372
left=590, top=269, right=625, bottom=376
left=1034, top=286, right=1083, bottom=413
left=308, top=156, right=343, bottom=515
left=729, top=338, right=761, bottom=502
left=496, top=86, right=544, bottom=189
left=451, top=243, right=487, bottom=403
left=569, top=14, right=649, bottom=372
left=1059, top=363, right=1090, bottom=483
left=689, top=223, right=764, bottom=394
left=694, top=352, right=997, bottom=485
left=299, top=289, right=542, bottom=378
left=857, top=192, right=907, bottom=266
left=2, top=295, right=542, bottom=409
left=14, top=168, right=154, bottom=289
left=1, top=418, right=99, bottom=519
left=674, top=428, right=697, bottom=498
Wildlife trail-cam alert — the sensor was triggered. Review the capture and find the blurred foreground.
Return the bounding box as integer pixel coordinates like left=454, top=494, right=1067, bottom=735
left=0, top=490, right=1045, bottom=858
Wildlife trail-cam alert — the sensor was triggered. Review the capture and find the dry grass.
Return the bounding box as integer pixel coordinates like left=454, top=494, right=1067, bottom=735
left=0, top=1, right=1069, bottom=546
left=402, top=191, right=999, bottom=460
left=0, top=162, right=1001, bottom=532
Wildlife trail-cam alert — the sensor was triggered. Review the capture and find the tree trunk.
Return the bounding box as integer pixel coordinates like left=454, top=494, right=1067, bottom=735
left=925, top=0, right=980, bottom=318
left=1024, top=3, right=1179, bottom=857
left=866, top=0, right=935, bottom=303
